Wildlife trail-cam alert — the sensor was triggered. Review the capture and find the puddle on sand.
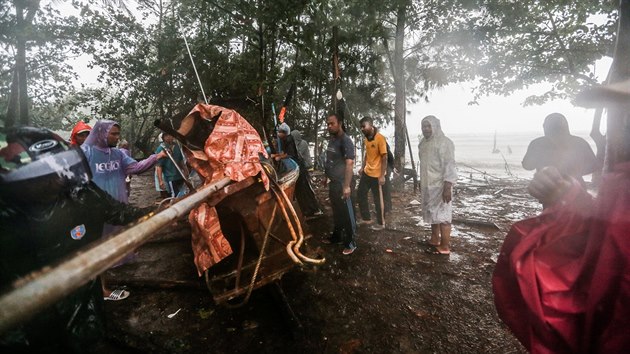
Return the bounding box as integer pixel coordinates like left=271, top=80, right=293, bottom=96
left=446, top=252, right=462, bottom=263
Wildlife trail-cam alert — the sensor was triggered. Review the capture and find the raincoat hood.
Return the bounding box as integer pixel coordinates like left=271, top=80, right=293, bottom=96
left=83, top=120, right=118, bottom=150
left=543, top=113, right=570, bottom=137
left=277, top=123, right=290, bottom=134
left=290, top=129, right=302, bottom=143
left=420, top=115, right=445, bottom=142
left=70, top=121, right=92, bottom=146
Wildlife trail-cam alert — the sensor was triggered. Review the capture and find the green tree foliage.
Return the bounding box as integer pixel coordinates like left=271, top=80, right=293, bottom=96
left=473, top=0, right=617, bottom=105
left=0, top=0, right=621, bottom=160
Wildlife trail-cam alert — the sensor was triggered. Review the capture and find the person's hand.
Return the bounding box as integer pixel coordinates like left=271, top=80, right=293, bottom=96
left=159, top=180, right=165, bottom=190
left=378, top=176, right=385, bottom=186
left=157, top=150, right=167, bottom=159
left=442, top=182, right=452, bottom=203
left=358, top=167, right=363, bottom=176
left=528, top=166, right=572, bottom=206
left=342, top=186, right=351, bottom=199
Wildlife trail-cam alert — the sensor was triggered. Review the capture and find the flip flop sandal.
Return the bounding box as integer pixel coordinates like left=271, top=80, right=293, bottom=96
left=104, top=289, right=130, bottom=301
left=424, top=246, right=450, bottom=255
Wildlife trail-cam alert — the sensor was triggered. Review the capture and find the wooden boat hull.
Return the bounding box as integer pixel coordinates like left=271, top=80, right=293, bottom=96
left=203, top=168, right=306, bottom=304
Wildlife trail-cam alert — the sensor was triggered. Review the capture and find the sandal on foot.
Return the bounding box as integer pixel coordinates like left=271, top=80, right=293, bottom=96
left=104, top=289, right=130, bottom=301
left=342, top=246, right=356, bottom=255
left=424, top=246, right=450, bottom=255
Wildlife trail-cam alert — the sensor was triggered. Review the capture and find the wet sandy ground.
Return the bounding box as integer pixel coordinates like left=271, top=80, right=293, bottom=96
left=97, top=171, right=536, bottom=353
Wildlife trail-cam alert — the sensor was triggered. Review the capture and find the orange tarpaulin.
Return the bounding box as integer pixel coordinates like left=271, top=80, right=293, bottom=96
left=182, top=104, right=269, bottom=275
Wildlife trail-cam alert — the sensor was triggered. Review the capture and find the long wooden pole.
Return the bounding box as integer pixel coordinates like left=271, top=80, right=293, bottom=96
left=0, top=177, right=231, bottom=334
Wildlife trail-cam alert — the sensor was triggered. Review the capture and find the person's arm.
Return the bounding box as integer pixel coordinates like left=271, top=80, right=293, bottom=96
left=359, top=149, right=366, bottom=176
left=442, top=139, right=457, bottom=203
left=272, top=152, right=288, bottom=161
left=342, top=136, right=355, bottom=199
left=522, top=140, right=539, bottom=171
left=156, top=165, right=165, bottom=190
left=378, top=136, right=387, bottom=185
left=378, top=154, right=387, bottom=185
left=343, top=158, right=354, bottom=199
left=528, top=166, right=573, bottom=206
left=124, top=150, right=166, bottom=175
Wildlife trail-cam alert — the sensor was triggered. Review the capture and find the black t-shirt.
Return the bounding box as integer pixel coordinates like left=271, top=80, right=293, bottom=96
left=522, top=135, right=597, bottom=181
left=283, top=135, right=300, bottom=163
left=325, top=133, right=355, bottom=182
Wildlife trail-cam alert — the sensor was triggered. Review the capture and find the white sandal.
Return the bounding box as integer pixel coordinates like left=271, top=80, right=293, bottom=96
left=104, top=289, right=130, bottom=301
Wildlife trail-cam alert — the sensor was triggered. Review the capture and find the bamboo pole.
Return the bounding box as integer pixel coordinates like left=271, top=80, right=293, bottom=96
left=0, top=177, right=231, bottom=334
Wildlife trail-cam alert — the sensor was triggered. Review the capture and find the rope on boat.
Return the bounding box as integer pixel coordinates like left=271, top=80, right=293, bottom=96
left=272, top=179, right=325, bottom=265
left=234, top=224, right=246, bottom=290
left=223, top=203, right=278, bottom=308
left=269, top=186, right=303, bottom=265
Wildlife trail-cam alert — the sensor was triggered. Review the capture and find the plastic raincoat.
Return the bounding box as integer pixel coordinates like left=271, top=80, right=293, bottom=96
left=291, top=130, right=313, bottom=169
left=81, top=120, right=158, bottom=203
left=418, top=116, right=457, bottom=224
left=69, top=121, right=92, bottom=146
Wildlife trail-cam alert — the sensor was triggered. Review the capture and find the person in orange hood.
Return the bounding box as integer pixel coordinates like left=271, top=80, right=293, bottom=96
left=69, top=121, right=92, bottom=146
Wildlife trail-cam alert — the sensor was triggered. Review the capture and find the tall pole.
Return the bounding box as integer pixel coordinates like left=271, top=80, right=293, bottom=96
left=332, top=26, right=339, bottom=114
left=179, top=19, right=208, bottom=104
left=605, top=0, right=630, bottom=169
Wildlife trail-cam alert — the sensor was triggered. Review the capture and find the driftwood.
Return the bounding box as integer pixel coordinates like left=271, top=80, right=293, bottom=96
left=452, top=218, right=500, bottom=230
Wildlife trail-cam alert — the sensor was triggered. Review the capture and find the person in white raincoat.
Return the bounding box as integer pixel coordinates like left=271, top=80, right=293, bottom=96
left=418, top=115, right=457, bottom=255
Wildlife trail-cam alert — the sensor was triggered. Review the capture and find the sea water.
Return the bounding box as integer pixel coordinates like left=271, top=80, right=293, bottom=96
left=383, top=131, right=597, bottom=180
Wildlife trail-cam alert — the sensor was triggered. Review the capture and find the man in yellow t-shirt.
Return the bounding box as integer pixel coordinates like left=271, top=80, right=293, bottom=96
left=357, top=116, right=389, bottom=230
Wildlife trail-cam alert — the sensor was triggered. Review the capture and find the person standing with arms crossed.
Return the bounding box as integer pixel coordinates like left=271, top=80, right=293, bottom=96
left=322, top=114, right=357, bottom=255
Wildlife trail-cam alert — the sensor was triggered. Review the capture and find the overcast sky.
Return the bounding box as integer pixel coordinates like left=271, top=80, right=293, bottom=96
left=398, top=56, right=612, bottom=136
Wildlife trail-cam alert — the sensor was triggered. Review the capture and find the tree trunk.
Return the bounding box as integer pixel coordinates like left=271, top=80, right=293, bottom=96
left=5, top=70, right=18, bottom=128
left=130, top=103, right=137, bottom=156
left=606, top=0, right=630, bottom=169
left=157, top=0, right=165, bottom=121
left=313, top=34, right=326, bottom=167
left=332, top=26, right=339, bottom=114
left=392, top=2, right=407, bottom=186
left=15, top=1, right=29, bottom=125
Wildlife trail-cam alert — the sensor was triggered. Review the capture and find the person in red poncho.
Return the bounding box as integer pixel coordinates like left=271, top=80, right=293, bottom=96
left=492, top=81, right=630, bottom=353
left=69, top=121, right=92, bottom=146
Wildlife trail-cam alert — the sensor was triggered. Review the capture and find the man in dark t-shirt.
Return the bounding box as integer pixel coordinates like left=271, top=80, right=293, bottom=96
left=522, top=113, right=597, bottom=187
left=323, top=114, right=357, bottom=255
